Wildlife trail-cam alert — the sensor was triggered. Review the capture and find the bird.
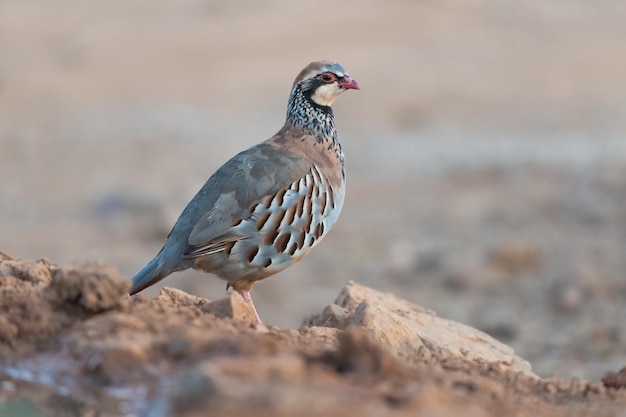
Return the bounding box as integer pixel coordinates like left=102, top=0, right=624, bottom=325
left=129, top=61, right=360, bottom=324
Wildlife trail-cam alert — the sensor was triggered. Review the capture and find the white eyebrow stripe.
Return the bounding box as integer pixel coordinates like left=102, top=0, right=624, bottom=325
left=302, top=68, right=345, bottom=81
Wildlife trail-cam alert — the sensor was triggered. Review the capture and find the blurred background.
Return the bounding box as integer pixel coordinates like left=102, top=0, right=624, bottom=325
left=1, top=0, right=626, bottom=379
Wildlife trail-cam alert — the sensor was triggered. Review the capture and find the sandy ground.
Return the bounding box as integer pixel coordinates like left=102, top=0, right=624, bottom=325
left=1, top=0, right=626, bottom=406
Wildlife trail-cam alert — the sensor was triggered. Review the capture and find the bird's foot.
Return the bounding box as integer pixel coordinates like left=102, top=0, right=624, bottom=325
left=236, top=288, right=263, bottom=324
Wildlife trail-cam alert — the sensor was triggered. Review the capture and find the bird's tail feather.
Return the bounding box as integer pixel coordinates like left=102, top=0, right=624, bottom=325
left=130, top=256, right=168, bottom=295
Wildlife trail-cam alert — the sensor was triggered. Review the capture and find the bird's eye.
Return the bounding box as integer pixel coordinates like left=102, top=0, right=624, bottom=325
left=319, top=73, right=337, bottom=83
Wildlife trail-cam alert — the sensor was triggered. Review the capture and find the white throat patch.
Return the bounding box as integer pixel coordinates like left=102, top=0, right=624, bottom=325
left=310, top=83, right=345, bottom=107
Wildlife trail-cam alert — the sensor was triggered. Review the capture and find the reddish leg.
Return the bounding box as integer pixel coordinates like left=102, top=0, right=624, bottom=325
left=236, top=288, right=262, bottom=324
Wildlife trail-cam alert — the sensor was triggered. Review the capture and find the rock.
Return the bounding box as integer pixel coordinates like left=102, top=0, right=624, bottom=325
left=328, top=328, right=400, bottom=375
left=201, top=292, right=258, bottom=325
left=298, top=326, right=341, bottom=350
left=311, top=281, right=536, bottom=377
left=157, top=287, right=211, bottom=308
left=147, top=356, right=386, bottom=417
left=83, top=342, right=150, bottom=384
left=304, top=304, right=351, bottom=329
left=602, top=366, right=626, bottom=390
left=0, top=257, right=62, bottom=350
left=0, top=315, right=19, bottom=345
left=47, top=263, right=130, bottom=313
left=0, top=257, right=54, bottom=284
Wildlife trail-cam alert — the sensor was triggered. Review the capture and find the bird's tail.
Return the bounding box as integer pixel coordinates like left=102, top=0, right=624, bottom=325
left=130, top=256, right=169, bottom=295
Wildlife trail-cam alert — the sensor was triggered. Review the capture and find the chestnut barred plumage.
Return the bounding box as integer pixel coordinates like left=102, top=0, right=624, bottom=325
left=130, top=61, right=359, bottom=323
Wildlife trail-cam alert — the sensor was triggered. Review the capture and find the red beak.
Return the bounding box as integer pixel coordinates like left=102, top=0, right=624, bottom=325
left=338, top=76, right=360, bottom=90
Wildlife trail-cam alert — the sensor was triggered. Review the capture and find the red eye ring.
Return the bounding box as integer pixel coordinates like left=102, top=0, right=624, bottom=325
left=319, top=72, right=337, bottom=83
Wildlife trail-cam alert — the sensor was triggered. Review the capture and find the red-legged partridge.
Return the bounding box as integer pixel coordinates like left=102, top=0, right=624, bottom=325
left=130, top=61, right=360, bottom=323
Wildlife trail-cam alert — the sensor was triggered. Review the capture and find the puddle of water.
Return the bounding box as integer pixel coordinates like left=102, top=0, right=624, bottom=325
left=0, top=353, right=168, bottom=417
left=0, top=398, right=44, bottom=417
left=0, top=375, right=136, bottom=417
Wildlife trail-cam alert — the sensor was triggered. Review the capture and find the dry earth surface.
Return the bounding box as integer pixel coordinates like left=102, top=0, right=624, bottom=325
left=0, top=255, right=625, bottom=416
left=2, top=0, right=626, bottom=415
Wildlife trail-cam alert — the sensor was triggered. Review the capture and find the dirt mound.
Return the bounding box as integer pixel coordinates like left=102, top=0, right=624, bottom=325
left=0, top=254, right=624, bottom=417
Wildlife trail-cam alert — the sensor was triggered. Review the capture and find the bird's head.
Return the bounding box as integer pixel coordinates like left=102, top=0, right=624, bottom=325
left=292, top=61, right=360, bottom=108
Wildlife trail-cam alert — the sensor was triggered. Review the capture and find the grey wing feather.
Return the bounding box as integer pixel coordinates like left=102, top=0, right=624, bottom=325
left=177, top=142, right=311, bottom=257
